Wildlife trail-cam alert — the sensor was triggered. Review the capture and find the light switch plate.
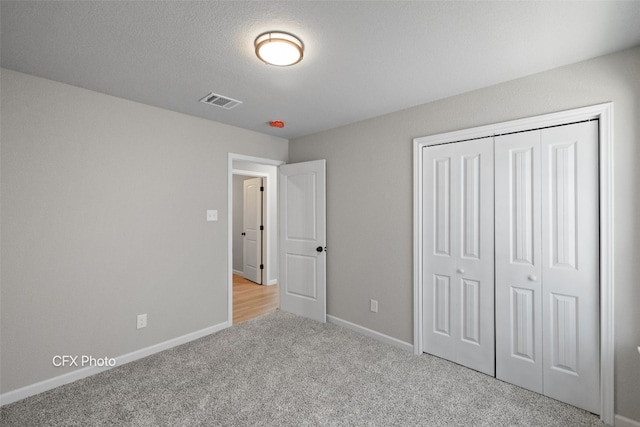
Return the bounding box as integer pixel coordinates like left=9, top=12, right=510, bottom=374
left=206, top=210, right=218, bottom=221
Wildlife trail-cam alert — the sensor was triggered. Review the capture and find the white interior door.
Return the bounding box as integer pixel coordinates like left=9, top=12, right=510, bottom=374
left=243, top=177, right=262, bottom=284
left=279, top=160, right=326, bottom=323
left=423, top=138, right=495, bottom=375
left=540, top=121, right=599, bottom=413
left=495, top=121, right=599, bottom=413
left=495, top=131, right=543, bottom=392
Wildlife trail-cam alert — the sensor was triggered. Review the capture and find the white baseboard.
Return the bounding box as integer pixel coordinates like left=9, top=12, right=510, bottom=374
left=233, top=269, right=243, bottom=276
left=616, top=415, right=640, bottom=427
left=0, top=320, right=231, bottom=406
left=327, top=315, right=413, bottom=353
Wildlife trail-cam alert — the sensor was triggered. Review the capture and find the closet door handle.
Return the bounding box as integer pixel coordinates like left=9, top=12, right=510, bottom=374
left=528, top=275, right=537, bottom=281
left=457, top=268, right=465, bottom=274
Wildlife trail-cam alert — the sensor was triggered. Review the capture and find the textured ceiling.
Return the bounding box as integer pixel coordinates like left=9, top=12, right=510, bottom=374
left=2, top=1, right=640, bottom=139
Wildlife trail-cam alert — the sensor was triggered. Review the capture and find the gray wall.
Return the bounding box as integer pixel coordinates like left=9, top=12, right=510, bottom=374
left=0, top=69, right=288, bottom=393
left=289, top=46, right=640, bottom=420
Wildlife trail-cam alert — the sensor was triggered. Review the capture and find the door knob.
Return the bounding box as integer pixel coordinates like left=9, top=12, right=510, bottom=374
left=528, top=275, right=537, bottom=281
left=457, top=268, right=465, bottom=274
left=316, top=246, right=323, bottom=252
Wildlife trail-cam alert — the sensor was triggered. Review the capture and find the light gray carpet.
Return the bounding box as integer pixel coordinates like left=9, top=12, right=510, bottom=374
left=1, top=311, right=603, bottom=426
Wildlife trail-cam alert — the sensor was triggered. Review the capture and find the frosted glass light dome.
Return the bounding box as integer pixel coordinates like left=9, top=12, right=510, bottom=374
left=254, top=32, right=304, bottom=66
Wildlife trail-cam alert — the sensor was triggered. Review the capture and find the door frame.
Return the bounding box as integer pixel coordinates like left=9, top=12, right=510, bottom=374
left=413, top=103, right=614, bottom=424
left=228, top=153, right=285, bottom=324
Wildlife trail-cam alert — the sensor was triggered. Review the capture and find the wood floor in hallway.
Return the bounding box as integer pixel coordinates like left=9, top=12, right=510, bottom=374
left=233, top=274, right=279, bottom=324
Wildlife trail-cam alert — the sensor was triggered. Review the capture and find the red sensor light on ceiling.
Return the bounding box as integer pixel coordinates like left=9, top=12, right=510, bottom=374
left=269, top=120, right=285, bottom=128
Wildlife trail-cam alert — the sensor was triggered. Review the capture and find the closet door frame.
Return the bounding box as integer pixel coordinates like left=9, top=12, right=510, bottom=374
left=413, top=102, right=614, bottom=425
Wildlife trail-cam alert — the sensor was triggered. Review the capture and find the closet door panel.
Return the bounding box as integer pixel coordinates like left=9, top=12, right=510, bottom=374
left=424, top=145, right=460, bottom=364
left=423, top=138, right=494, bottom=375
left=456, top=141, right=495, bottom=375
left=541, top=121, right=599, bottom=414
left=495, top=131, right=543, bottom=393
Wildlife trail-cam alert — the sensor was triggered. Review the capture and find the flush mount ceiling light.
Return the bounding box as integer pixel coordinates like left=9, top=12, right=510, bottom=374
left=254, top=31, right=304, bottom=66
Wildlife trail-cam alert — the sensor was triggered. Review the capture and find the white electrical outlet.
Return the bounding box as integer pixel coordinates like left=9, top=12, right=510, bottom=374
left=370, top=299, right=378, bottom=313
left=206, top=210, right=218, bottom=221
left=137, top=313, right=147, bottom=329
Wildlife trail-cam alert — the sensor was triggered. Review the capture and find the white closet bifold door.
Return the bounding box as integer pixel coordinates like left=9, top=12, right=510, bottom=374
left=422, top=138, right=495, bottom=376
left=495, top=130, right=543, bottom=393
left=540, top=121, right=599, bottom=414
left=495, top=121, right=599, bottom=414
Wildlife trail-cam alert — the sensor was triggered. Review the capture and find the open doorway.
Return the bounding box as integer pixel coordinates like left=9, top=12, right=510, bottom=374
left=231, top=173, right=277, bottom=323
left=228, top=154, right=284, bottom=324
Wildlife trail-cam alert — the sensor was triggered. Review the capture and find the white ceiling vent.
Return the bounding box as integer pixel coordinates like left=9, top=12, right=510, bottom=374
left=199, top=92, right=242, bottom=110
